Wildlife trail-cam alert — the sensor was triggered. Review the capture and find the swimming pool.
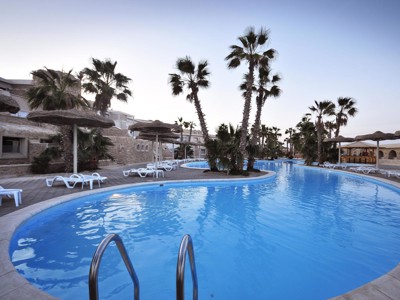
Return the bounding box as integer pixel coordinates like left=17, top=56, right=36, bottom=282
left=9, top=162, right=400, bottom=299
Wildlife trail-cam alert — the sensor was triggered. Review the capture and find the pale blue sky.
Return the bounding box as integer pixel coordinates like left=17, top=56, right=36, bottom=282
left=1, top=0, right=399, bottom=140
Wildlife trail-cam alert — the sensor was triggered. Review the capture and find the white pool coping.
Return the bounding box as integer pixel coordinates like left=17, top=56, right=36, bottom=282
left=1, top=170, right=400, bottom=299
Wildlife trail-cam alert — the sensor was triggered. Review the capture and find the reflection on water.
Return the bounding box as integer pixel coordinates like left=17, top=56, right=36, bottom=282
left=10, top=162, right=400, bottom=300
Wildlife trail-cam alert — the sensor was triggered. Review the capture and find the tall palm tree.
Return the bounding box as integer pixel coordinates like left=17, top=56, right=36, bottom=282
left=334, top=97, right=358, bottom=137
left=225, top=26, right=276, bottom=171
left=81, top=58, right=132, bottom=116
left=247, top=66, right=281, bottom=170
left=27, top=68, right=90, bottom=172
left=285, top=127, right=295, bottom=157
left=309, top=100, right=336, bottom=164
left=169, top=56, right=217, bottom=169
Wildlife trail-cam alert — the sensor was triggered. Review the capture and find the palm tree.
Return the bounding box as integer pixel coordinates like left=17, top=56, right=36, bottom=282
left=27, top=68, right=90, bottom=172
left=169, top=56, right=217, bottom=170
left=324, top=121, right=336, bottom=139
left=175, top=117, right=185, bottom=142
left=334, top=97, right=358, bottom=137
left=309, top=100, right=336, bottom=164
left=285, top=127, right=295, bottom=157
left=81, top=58, right=132, bottom=116
left=27, top=68, right=89, bottom=110
left=293, top=114, right=317, bottom=165
left=259, top=124, right=269, bottom=149
left=247, top=66, right=281, bottom=170
left=225, top=26, right=276, bottom=171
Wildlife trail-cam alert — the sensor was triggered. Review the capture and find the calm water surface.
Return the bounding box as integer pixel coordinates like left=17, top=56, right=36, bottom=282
left=10, top=162, right=400, bottom=299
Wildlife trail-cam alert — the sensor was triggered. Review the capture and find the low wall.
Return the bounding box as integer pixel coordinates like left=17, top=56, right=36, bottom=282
left=0, top=164, right=31, bottom=178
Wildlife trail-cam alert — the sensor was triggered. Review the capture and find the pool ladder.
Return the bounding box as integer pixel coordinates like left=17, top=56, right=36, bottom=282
left=88, top=234, right=198, bottom=300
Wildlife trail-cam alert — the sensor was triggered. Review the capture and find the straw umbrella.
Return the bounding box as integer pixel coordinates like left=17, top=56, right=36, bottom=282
left=129, top=120, right=182, bottom=167
left=27, top=109, right=115, bottom=173
left=355, top=131, right=397, bottom=168
left=324, top=135, right=354, bottom=164
left=138, top=132, right=180, bottom=162
left=0, top=94, right=20, bottom=114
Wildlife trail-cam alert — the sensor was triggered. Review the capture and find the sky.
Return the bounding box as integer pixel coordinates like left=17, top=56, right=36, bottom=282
left=1, top=0, right=399, bottom=142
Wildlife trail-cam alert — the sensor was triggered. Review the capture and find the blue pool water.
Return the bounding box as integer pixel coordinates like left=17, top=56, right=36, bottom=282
left=9, top=162, right=400, bottom=299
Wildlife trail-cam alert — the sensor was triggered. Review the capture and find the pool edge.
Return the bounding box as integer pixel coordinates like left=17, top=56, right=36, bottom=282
left=1, top=170, right=400, bottom=300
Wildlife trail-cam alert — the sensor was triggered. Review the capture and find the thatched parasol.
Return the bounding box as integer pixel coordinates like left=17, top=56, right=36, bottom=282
left=27, top=109, right=115, bottom=173
left=324, top=135, right=355, bottom=164
left=129, top=120, right=182, bottom=169
left=129, top=120, right=182, bottom=133
left=0, top=94, right=20, bottom=114
left=355, top=131, right=397, bottom=168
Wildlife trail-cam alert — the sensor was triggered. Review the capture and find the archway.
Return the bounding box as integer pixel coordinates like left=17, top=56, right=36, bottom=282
left=388, top=150, right=397, bottom=159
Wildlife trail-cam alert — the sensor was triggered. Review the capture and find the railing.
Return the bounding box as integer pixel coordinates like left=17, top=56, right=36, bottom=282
left=176, top=234, right=198, bottom=300
left=88, top=234, right=140, bottom=300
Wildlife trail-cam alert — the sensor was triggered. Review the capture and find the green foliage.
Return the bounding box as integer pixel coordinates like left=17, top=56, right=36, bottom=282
left=27, top=68, right=89, bottom=110
left=80, top=58, right=132, bottom=116
left=292, top=115, right=317, bottom=165
left=78, top=128, right=114, bottom=170
left=31, top=147, right=62, bottom=174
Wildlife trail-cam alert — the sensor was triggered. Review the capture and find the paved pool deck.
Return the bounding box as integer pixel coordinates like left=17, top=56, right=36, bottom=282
left=0, top=163, right=400, bottom=299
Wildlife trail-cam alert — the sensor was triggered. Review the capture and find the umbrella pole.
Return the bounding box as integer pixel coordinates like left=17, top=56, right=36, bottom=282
left=73, top=124, right=78, bottom=174
left=338, top=142, right=341, bottom=164
left=156, top=134, right=159, bottom=177
left=376, top=141, right=379, bottom=169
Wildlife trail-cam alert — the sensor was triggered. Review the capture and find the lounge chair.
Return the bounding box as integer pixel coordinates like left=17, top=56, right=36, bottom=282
left=0, top=186, right=22, bottom=207
left=349, top=166, right=378, bottom=174
left=123, top=168, right=142, bottom=177
left=79, top=173, right=107, bottom=188
left=137, top=167, right=157, bottom=178
left=46, top=174, right=96, bottom=189
left=385, top=170, right=400, bottom=178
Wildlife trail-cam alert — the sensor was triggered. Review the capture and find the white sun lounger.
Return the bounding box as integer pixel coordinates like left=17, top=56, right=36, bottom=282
left=0, top=186, right=22, bottom=207
left=46, top=174, right=96, bottom=189
left=79, top=173, right=107, bottom=188
left=123, top=168, right=142, bottom=177
left=349, top=166, right=378, bottom=174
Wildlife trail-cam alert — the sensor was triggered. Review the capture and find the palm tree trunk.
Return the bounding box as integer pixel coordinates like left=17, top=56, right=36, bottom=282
left=247, top=100, right=262, bottom=171
left=316, top=122, right=323, bottom=164
left=61, top=125, right=74, bottom=172
left=238, top=64, right=255, bottom=171
left=193, top=93, right=217, bottom=170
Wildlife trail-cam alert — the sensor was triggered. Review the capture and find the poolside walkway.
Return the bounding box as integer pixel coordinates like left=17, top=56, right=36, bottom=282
left=1, top=163, right=400, bottom=300
left=0, top=163, right=257, bottom=217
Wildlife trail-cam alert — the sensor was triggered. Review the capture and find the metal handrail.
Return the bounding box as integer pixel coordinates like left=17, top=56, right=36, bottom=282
left=88, top=233, right=140, bottom=300
left=176, top=234, right=198, bottom=300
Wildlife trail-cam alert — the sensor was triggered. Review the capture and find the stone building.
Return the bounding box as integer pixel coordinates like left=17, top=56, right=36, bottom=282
left=0, top=76, right=155, bottom=176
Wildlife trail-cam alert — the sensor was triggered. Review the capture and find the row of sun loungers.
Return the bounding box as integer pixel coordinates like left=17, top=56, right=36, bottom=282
left=320, top=162, right=348, bottom=169
left=123, top=160, right=180, bottom=178
left=320, top=162, right=400, bottom=178
left=46, top=173, right=107, bottom=189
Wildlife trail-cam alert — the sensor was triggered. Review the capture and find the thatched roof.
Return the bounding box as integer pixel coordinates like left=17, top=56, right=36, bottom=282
left=0, top=94, right=20, bottom=113
left=324, top=135, right=355, bottom=143
left=129, top=120, right=182, bottom=133
left=27, top=109, right=115, bottom=128
left=355, top=131, right=397, bottom=142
